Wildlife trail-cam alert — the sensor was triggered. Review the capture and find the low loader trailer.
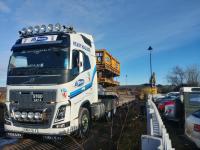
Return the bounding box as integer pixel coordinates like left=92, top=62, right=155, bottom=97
left=4, top=24, right=132, bottom=139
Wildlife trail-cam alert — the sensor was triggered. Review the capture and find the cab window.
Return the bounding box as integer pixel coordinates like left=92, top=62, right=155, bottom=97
left=72, top=50, right=79, bottom=75
left=72, top=50, right=91, bottom=76
left=83, top=53, right=91, bottom=71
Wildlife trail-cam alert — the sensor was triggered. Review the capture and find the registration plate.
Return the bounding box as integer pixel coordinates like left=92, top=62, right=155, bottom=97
left=23, top=128, right=39, bottom=133
left=32, top=93, right=43, bottom=102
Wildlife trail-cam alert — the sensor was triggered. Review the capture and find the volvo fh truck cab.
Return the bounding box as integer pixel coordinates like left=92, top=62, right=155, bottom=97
left=4, top=24, right=106, bottom=138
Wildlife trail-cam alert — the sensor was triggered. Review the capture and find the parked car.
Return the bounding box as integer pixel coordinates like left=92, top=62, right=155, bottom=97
left=185, top=110, right=200, bottom=148
left=156, top=96, right=177, bottom=113
left=153, top=94, right=165, bottom=102
left=164, top=97, right=184, bottom=122
left=166, top=92, right=180, bottom=98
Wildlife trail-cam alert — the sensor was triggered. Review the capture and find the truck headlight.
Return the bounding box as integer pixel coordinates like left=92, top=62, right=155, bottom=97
left=55, top=105, right=66, bottom=122
left=53, top=122, right=70, bottom=128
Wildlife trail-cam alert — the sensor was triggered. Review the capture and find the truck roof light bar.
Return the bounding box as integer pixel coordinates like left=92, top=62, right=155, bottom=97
left=18, top=23, right=76, bottom=37
left=27, top=26, right=33, bottom=34
left=68, top=26, right=76, bottom=33
left=40, top=24, right=46, bottom=32
left=55, top=23, right=61, bottom=31
left=21, top=28, right=27, bottom=35
left=63, top=25, right=76, bottom=33
left=18, top=28, right=26, bottom=36
left=34, top=25, right=40, bottom=33
left=47, top=24, right=53, bottom=32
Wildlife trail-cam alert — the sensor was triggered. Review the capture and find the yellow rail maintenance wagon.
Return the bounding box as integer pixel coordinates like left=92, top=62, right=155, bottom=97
left=96, top=49, right=120, bottom=87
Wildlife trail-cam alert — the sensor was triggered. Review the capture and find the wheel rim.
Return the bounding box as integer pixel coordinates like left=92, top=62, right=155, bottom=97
left=113, top=107, right=116, bottom=115
left=107, top=111, right=111, bottom=118
left=81, top=114, right=89, bottom=133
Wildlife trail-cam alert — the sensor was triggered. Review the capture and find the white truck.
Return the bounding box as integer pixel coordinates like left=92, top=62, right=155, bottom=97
left=4, top=24, right=122, bottom=139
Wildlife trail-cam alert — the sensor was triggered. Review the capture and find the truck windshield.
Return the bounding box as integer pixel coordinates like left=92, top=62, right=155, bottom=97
left=9, top=48, right=69, bottom=70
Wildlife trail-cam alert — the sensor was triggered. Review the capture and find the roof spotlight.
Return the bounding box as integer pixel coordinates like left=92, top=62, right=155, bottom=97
left=63, top=25, right=68, bottom=32
left=27, top=26, right=33, bottom=34
left=34, top=25, right=40, bottom=33
left=47, top=24, right=53, bottom=32
left=40, top=25, right=46, bottom=32
left=21, top=28, right=27, bottom=35
left=55, top=23, right=61, bottom=31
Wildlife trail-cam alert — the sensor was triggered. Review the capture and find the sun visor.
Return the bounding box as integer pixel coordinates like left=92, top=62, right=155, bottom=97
left=11, top=34, right=70, bottom=52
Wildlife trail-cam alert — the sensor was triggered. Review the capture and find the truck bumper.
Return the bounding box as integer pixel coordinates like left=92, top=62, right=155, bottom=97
left=4, top=124, right=75, bottom=136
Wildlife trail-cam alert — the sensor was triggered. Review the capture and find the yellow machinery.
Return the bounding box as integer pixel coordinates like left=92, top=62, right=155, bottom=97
left=96, top=49, right=120, bottom=87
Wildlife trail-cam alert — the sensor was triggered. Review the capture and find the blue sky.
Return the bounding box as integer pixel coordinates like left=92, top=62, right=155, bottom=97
left=0, top=0, right=200, bottom=86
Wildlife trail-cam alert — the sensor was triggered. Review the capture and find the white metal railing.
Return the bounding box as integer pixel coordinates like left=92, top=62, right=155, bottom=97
left=141, top=95, right=174, bottom=150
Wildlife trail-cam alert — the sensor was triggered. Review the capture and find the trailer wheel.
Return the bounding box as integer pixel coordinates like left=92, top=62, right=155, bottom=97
left=78, top=107, right=90, bottom=138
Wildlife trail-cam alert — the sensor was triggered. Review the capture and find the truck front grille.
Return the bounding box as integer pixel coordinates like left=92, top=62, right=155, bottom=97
left=9, top=90, right=57, bottom=128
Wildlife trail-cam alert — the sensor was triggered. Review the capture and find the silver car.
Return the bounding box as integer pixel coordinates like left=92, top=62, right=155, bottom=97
left=185, top=110, right=200, bottom=148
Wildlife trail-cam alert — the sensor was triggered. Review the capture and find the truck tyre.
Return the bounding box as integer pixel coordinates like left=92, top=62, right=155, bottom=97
left=78, top=107, right=90, bottom=138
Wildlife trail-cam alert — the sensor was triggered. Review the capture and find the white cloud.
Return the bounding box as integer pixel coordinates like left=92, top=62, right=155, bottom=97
left=0, top=1, right=10, bottom=13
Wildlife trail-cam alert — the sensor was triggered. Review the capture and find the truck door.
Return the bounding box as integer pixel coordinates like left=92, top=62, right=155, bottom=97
left=71, top=50, right=91, bottom=99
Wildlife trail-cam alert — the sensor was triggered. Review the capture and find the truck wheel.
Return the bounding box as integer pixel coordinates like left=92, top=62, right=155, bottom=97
left=78, top=108, right=90, bottom=138
left=105, top=110, right=113, bottom=121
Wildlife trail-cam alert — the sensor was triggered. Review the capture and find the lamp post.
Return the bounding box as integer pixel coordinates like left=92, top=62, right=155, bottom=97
left=125, top=74, right=128, bottom=85
left=147, top=46, right=153, bottom=77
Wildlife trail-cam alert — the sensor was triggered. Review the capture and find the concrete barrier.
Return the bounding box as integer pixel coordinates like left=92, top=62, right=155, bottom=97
left=141, top=96, right=174, bottom=150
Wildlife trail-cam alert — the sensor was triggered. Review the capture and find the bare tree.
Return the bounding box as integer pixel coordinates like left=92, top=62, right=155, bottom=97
left=167, top=66, right=185, bottom=86
left=185, top=65, right=200, bottom=86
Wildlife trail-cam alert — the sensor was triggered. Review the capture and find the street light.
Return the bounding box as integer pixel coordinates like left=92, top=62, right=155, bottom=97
left=147, top=46, right=153, bottom=77
left=147, top=46, right=157, bottom=96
